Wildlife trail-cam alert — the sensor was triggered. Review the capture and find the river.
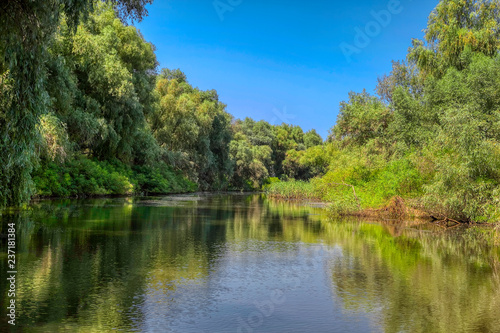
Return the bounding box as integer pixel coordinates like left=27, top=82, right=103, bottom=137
left=1, top=194, right=499, bottom=332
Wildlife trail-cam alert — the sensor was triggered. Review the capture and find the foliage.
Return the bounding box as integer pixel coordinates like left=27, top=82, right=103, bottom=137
left=52, top=2, right=158, bottom=162
left=418, top=54, right=500, bottom=221
left=272, top=123, right=306, bottom=175
left=330, top=90, right=392, bottom=147
left=0, top=0, right=152, bottom=207
left=229, top=132, right=271, bottom=189
left=151, top=68, right=234, bottom=190
left=33, top=156, right=195, bottom=198
left=304, top=129, right=323, bottom=148
left=261, top=177, right=281, bottom=191
left=1, top=0, right=325, bottom=202
left=228, top=118, right=323, bottom=189
left=37, top=112, right=71, bottom=162
left=1, top=1, right=320, bottom=201
left=229, top=119, right=275, bottom=189
left=265, top=180, right=317, bottom=200
left=282, top=145, right=330, bottom=180
left=268, top=0, right=500, bottom=222
left=269, top=144, right=425, bottom=215
left=6, top=0, right=500, bottom=224
left=408, top=0, right=500, bottom=78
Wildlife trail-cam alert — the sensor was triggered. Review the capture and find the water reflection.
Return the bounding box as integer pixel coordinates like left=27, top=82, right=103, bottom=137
left=0, top=194, right=499, bottom=332
left=325, top=221, right=500, bottom=333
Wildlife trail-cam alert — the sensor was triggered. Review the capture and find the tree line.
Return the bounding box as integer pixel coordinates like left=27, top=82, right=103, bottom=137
left=0, top=1, right=323, bottom=204
left=4, top=0, right=500, bottom=223
left=269, top=0, right=500, bottom=223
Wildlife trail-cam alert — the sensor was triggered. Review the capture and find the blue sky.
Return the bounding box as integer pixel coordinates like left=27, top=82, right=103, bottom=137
left=136, top=0, right=439, bottom=139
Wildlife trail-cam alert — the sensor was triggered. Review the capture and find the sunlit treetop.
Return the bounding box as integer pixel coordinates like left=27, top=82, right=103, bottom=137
left=408, top=0, right=500, bottom=77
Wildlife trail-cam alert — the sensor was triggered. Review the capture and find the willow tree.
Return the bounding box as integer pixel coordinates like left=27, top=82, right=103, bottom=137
left=229, top=131, right=271, bottom=189
left=0, top=0, right=152, bottom=206
left=151, top=69, right=234, bottom=190
left=370, top=0, right=500, bottom=221
left=271, top=123, right=305, bottom=177
left=304, top=129, right=323, bottom=149
left=408, top=0, right=500, bottom=78
left=330, top=90, right=391, bottom=148
left=51, top=2, right=158, bottom=162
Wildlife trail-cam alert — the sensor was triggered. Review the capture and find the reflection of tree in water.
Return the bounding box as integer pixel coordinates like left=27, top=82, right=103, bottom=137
left=2, top=195, right=499, bottom=332
left=0, top=196, right=225, bottom=331
left=0, top=194, right=325, bottom=331
left=326, top=220, right=500, bottom=333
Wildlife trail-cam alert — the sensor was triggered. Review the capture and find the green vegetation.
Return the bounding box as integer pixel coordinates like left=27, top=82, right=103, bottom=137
left=267, top=0, right=500, bottom=223
left=3, top=0, right=500, bottom=223
left=0, top=0, right=322, bottom=202
left=229, top=118, right=324, bottom=189
left=152, top=68, right=233, bottom=190
left=32, top=157, right=195, bottom=197
left=0, top=0, right=152, bottom=206
left=265, top=180, right=317, bottom=200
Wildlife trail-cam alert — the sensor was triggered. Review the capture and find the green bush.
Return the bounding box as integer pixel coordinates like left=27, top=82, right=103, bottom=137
left=132, top=163, right=197, bottom=194
left=33, top=156, right=196, bottom=198
left=266, top=180, right=317, bottom=199
left=266, top=147, right=426, bottom=215
left=261, top=177, right=280, bottom=191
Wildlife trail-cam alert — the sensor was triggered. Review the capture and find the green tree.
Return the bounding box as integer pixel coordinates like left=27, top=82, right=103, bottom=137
left=408, top=0, right=500, bottom=78
left=272, top=123, right=305, bottom=176
left=151, top=69, right=233, bottom=189
left=421, top=54, right=500, bottom=221
left=376, top=60, right=423, bottom=104
left=0, top=0, right=152, bottom=207
left=51, top=2, right=158, bottom=162
left=229, top=132, right=271, bottom=189
left=303, top=129, right=323, bottom=149
left=330, top=90, right=391, bottom=147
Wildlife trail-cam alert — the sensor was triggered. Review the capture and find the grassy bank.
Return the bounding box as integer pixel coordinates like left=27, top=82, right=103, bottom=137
left=264, top=180, right=317, bottom=200
left=266, top=179, right=430, bottom=220
left=32, top=155, right=197, bottom=198
left=265, top=152, right=435, bottom=220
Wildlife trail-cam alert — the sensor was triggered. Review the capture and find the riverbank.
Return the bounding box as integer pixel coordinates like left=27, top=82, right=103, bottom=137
left=32, top=156, right=197, bottom=199
left=269, top=193, right=431, bottom=220
left=30, top=189, right=262, bottom=204
left=265, top=180, right=497, bottom=225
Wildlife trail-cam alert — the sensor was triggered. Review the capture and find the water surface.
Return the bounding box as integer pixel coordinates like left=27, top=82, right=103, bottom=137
left=1, top=194, right=500, bottom=332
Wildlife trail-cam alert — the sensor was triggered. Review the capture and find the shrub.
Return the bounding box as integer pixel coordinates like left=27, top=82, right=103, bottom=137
left=33, top=155, right=196, bottom=198
left=266, top=180, right=317, bottom=200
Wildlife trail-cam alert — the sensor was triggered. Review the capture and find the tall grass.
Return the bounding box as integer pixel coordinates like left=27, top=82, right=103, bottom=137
left=265, top=180, right=318, bottom=200
left=266, top=150, right=428, bottom=216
